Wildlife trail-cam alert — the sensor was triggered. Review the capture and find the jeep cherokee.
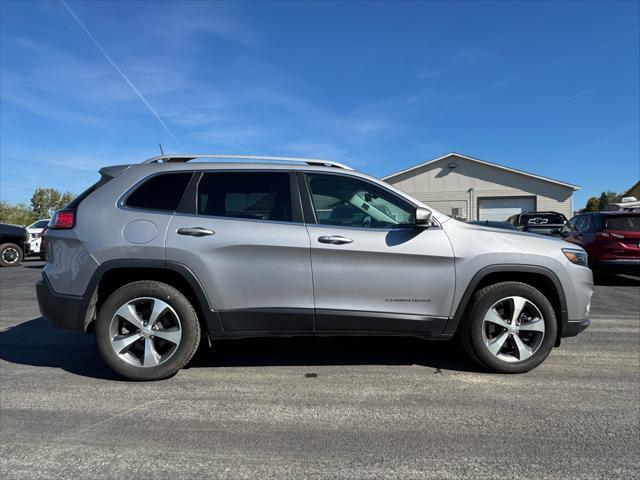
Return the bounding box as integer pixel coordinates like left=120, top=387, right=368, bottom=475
left=36, top=154, right=593, bottom=380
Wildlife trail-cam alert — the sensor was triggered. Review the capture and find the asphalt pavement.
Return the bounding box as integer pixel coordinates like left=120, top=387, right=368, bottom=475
left=1, top=258, right=639, bottom=479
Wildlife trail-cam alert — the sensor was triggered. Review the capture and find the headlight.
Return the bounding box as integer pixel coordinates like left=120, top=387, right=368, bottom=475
left=562, top=248, right=588, bottom=267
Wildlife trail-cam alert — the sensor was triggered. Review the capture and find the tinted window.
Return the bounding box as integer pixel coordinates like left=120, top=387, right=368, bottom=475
left=306, top=174, right=415, bottom=229
left=198, top=172, right=292, bottom=222
left=126, top=173, right=192, bottom=211
left=606, top=215, right=640, bottom=232
left=67, top=172, right=115, bottom=210
left=561, top=218, right=577, bottom=233
left=592, top=214, right=606, bottom=230
left=575, top=216, right=589, bottom=231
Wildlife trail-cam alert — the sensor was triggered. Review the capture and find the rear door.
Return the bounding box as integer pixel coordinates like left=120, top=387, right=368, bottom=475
left=301, top=172, right=455, bottom=334
left=166, top=170, right=314, bottom=332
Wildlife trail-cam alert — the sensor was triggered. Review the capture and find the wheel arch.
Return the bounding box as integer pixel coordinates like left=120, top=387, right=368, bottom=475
left=446, top=265, right=567, bottom=345
left=82, top=259, right=222, bottom=333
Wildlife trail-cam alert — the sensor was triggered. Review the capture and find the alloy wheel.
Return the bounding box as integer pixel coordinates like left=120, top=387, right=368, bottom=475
left=108, top=297, right=182, bottom=368
left=482, top=296, right=545, bottom=363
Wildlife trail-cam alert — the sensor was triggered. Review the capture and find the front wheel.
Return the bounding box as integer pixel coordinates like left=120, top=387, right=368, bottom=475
left=95, top=281, right=201, bottom=380
left=460, top=281, right=557, bottom=373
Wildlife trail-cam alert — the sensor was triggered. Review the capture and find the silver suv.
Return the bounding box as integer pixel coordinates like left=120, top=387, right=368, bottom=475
left=36, top=154, right=593, bottom=380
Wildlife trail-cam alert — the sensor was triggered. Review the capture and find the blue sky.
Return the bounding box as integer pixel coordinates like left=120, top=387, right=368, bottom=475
left=1, top=0, right=638, bottom=209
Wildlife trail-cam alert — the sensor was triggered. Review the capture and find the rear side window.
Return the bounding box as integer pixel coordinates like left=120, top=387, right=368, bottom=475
left=606, top=215, right=640, bottom=232
left=126, top=173, right=192, bottom=211
left=197, top=172, right=292, bottom=222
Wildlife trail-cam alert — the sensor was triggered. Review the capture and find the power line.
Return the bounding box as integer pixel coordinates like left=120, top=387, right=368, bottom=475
left=59, top=0, right=185, bottom=151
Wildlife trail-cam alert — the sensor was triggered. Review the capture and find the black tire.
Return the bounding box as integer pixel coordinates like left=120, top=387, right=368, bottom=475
left=460, top=281, right=557, bottom=374
left=0, top=243, right=23, bottom=267
left=95, top=281, right=201, bottom=381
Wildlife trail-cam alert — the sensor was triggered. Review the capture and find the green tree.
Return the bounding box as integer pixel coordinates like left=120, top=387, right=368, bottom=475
left=584, top=197, right=599, bottom=212
left=597, top=191, right=621, bottom=211
left=0, top=201, right=38, bottom=226
left=30, top=188, right=75, bottom=218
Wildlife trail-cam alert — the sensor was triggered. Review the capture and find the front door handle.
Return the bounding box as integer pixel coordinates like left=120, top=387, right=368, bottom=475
left=177, top=227, right=215, bottom=237
left=318, top=235, right=353, bottom=245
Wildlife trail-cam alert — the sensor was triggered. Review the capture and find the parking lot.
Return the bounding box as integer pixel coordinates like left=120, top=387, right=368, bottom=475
left=1, top=259, right=638, bottom=479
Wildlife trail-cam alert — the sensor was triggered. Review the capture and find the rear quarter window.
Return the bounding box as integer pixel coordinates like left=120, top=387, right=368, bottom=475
left=125, top=173, right=192, bottom=211
left=606, top=215, right=640, bottom=232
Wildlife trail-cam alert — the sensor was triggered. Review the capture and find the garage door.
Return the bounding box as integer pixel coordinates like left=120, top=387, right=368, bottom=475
left=478, top=197, right=535, bottom=221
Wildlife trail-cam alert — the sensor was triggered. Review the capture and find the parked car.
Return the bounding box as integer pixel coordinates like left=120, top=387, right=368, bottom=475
left=25, top=219, right=50, bottom=256
left=467, top=220, right=517, bottom=230
left=36, top=154, right=592, bottom=380
left=0, top=223, right=27, bottom=267
left=559, top=211, right=640, bottom=275
left=507, top=211, right=568, bottom=236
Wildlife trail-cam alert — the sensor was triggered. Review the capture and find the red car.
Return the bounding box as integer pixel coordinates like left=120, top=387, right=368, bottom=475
left=559, top=211, right=640, bottom=275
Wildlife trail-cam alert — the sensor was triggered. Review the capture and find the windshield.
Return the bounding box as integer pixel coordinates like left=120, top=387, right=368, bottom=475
left=28, top=220, right=50, bottom=229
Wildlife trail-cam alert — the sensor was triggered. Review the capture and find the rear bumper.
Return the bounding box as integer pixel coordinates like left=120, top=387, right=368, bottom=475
left=562, top=318, right=591, bottom=337
left=36, top=274, right=85, bottom=331
left=591, top=259, right=640, bottom=276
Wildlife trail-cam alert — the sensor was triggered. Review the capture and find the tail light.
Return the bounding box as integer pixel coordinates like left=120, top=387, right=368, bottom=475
left=597, top=231, right=624, bottom=240
left=49, top=210, right=75, bottom=229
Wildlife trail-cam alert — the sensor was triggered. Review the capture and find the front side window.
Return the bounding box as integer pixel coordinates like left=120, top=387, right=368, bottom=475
left=561, top=218, right=577, bottom=234
left=197, top=172, right=292, bottom=222
left=126, top=172, right=192, bottom=211
left=306, top=173, right=415, bottom=229
left=575, top=216, right=590, bottom=231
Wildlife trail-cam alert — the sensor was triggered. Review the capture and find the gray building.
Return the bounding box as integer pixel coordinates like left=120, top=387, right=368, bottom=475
left=383, top=152, right=579, bottom=222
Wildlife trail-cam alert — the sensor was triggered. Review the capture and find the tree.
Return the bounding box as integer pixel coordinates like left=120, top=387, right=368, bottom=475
left=30, top=188, right=75, bottom=219
left=0, top=201, right=38, bottom=226
left=584, top=197, right=599, bottom=212
left=597, top=191, right=621, bottom=211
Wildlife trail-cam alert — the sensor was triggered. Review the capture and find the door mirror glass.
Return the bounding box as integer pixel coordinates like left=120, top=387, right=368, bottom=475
left=415, top=207, right=432, bottom=227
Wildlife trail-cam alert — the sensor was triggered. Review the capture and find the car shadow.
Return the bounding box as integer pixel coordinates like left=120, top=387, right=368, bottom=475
left=594, top=274, right=640, bottom=286
left=0, top=318, right=484, bottom=380
left=189, top=335, right=483, bottom=373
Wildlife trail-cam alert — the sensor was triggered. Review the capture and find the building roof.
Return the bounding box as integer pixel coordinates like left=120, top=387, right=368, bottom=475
left=622, top=180, right=640, bottom=198
left=382, top=152, right=580, bottom=190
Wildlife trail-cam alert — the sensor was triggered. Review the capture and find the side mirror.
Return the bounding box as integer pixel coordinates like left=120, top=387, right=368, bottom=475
left=415, top=207, right=432, bottom=228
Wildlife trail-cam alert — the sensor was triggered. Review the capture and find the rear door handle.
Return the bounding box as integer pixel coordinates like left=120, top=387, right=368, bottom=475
left=318, top=235, right=353, bottom=245
left=177, top=227, right=215, bottom=237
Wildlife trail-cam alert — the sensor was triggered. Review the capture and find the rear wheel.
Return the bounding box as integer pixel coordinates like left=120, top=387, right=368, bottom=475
left=460, top=281, right=557, bottom=373
left=0, top=243, right=23, bottom=267
left=95, top=281, right=201, bottom=380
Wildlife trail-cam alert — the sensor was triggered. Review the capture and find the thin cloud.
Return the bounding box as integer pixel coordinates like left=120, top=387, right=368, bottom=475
left=560, top=88, right=598, bottom=103
left=59, top=0, right=185, bottom=150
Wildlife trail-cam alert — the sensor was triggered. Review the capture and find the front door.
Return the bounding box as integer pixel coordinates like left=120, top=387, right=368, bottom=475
left=166, top=170, right=314, bottom=332
left=301, top=172, right=455, bottom=334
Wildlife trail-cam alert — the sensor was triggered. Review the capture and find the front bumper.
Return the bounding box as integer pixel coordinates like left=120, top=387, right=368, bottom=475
left=591, top=259, right=640, bottom=276
left=36, top=274, right=85, bottom=331
left=562, top=318, right=591, bottom=337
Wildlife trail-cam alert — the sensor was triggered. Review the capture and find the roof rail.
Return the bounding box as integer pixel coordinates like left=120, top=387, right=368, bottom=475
left=142, top=154, right=353, bottom=170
